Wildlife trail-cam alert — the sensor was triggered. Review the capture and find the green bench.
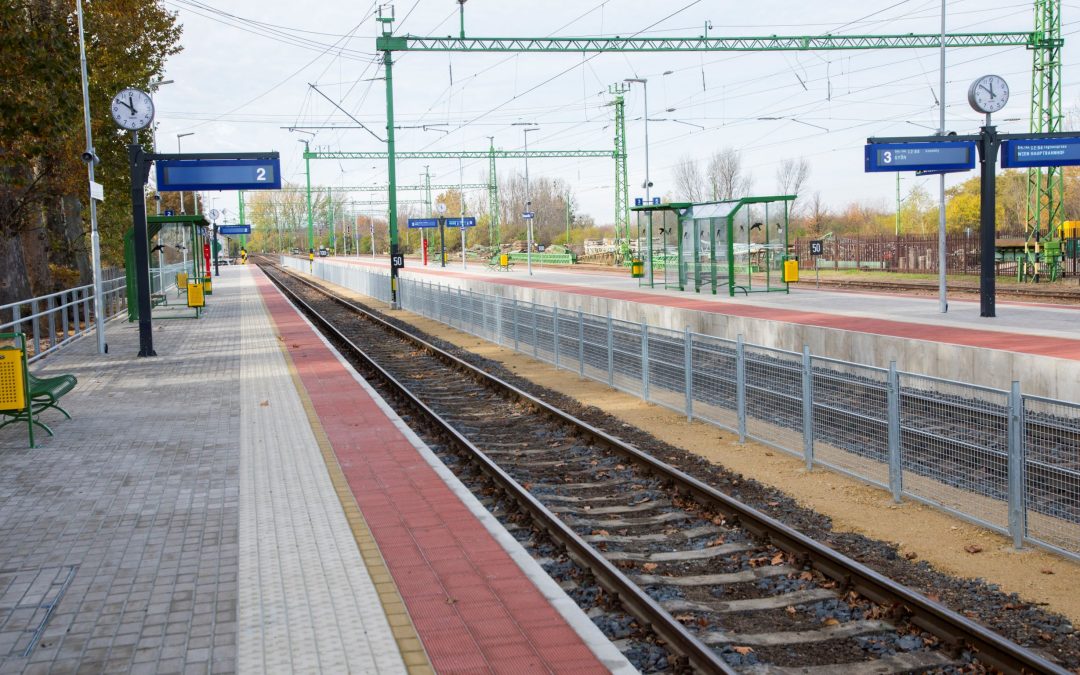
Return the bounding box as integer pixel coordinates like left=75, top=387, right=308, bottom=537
left=0, top=332, right=77, bottom=447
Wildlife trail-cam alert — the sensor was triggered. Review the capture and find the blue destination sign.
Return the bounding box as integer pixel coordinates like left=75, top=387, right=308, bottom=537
left=1002, top=137, right=1080, bottom=168
left=218, top=225, right=251, bottom=235
left=407, top=218, right=439, bottom=229
left=446, top=217, right=477, bottom=228
left=156, top=158, right=282, bottom=191
left=864, top=142, right=975, bottom=173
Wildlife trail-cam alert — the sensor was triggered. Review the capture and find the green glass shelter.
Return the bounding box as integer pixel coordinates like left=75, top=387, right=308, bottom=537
left=125, top=214, right=210, bottom=321
left=631, top=195, right=796, bottom=297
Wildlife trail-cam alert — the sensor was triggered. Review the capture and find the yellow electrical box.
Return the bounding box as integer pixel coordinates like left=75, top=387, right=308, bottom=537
left=499, top=254, right=509, bottom=268
left=783, top=259, right=800, bottom=283
left=187, top=282, right=205, bottom=308
left=0, top=347, right=27, bottom=412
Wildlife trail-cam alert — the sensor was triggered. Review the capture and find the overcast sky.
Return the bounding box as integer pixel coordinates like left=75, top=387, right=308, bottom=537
left=149, top=0, right=1078, bottom=225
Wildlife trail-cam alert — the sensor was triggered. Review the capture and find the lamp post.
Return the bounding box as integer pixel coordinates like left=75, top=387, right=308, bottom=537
left=176, top=132, right=194, bottom=214
left=522, top=126, right=540, bottom=275
left=75, top=0, right=106, bottom=354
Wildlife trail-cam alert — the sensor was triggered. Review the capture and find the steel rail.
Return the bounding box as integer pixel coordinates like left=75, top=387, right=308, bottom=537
left=264, top=260, right=1070, bottom=675
left=263, top=263, right=734, bottom=675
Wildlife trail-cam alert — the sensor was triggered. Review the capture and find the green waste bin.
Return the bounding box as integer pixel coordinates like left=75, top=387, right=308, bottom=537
left=630, top=258, right=644, bottom=279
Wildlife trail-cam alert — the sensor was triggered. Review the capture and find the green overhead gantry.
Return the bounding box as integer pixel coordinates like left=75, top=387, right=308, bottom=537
left=371, top=2, right=1062, bottom=305
left=303, top=144, right=621, bottom=251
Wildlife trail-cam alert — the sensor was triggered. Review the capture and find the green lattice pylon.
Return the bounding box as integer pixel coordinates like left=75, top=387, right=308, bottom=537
left=609, top=83, right=631, bottom=263
left=1028, top=0, right=1064, bottom=241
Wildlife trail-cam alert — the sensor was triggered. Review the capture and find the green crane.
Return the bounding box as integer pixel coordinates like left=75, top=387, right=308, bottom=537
left=372, top=3, right=1062, bottom=301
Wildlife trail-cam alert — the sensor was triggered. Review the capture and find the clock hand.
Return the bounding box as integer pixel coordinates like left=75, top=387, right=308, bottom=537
left=129, top=94, right=136, bottom=113
left=979, top=84, right=994, bottom=97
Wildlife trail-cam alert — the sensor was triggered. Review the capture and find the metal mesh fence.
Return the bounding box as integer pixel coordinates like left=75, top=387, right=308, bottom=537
left=743, top=345, right=804, bottom=455
left=1023, top=395, right=1080, bottom=555
left=810, top=357, right=890, bottom=489
left=898, top=374, right=1011, bottom=533
left=296, top=258, right=1080, bottom=561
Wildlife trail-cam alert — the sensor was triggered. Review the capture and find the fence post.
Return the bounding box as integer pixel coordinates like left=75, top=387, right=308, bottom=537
left=640, top=319, right=650, bottom=401
left=1008, top=381, right=1026, bottom=550
left=31, top=299, right=41, bottom=356
left=72, top=291, right=82, bottom=336
left=83, top=286, right=91, bottom=327
left=736, top=335, right=746, bottom=442
left=801, top=345, right=814, bottom=470
left=513, top=298, right=519, bottom=350
left=496, top=296, right=504, bottom=347
left=578, top=309, right=585, bottom=378
left=684, top=327, right=693, bottom=421
left=60, top=292, right=69, bottom=344
left=12, top=304, right=22, bottom=337
left=532, top=303, right=538, bottom=358
left=553, top=305, right=560, bottom=368
left=887, top=361, right=902, bottom=502
left=606, top=313, right=614, bottom=387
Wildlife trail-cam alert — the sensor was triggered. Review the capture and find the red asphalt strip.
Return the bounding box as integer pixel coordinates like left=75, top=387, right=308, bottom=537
left=336, top=258, right=1080, bottom=362
left=253, top=268, right=607, bottom=674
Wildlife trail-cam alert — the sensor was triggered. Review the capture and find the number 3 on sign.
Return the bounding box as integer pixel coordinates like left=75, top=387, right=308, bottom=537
left=882, top=151, right=892, bottom=164
left=256, top=167, right=267, bottom=181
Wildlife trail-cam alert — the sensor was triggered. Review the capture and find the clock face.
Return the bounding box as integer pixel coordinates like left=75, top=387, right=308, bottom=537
left=968, top=75, right=1009, bottom=114
left=110, top=88, right=155, bottom=131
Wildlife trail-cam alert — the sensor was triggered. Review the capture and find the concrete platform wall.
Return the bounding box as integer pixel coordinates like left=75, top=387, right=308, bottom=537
left=406, top=272, right=1080, bottom=402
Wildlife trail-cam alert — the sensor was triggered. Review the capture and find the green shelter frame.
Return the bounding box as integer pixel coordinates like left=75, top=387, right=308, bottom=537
left=126, top=214, right=210, bottom=321
left=632, top=195, right=795, bottom=297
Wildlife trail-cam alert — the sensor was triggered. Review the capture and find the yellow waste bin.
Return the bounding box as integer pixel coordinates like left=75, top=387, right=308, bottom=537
left=499, top=254, right=509, bottom=268
left=783, top=259, right=800, bottom=283
left=203, top=278, right=212, bottom=295
left=630, top=258, right=644, bottom=278
left=0, top=345, right=27, bottom=412
left=187, top=282, right=205, bottom=308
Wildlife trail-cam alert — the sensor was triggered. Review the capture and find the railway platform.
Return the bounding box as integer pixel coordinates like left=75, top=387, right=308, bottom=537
left=325, top=256, right=1080, bottom=401
left=0, top=266, right=630, bottom=674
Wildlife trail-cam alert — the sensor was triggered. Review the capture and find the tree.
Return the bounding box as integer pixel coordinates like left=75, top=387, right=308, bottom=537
left=775, top=157, right=810, bottom=214
left=672, top=155, right=704, bottom=202
left=706, top=148, right=752, bottom=201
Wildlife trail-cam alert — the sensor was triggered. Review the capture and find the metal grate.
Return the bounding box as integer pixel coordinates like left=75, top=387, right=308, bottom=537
left=0, top=566, right=77, bottom=657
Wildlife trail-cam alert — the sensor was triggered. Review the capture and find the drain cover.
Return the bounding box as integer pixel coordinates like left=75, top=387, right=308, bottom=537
left=0, top=566, right=77, bottom=657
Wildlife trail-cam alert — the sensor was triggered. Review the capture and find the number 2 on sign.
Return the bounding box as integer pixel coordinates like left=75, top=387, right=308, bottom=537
left=256, top=167, right=267, bottom=181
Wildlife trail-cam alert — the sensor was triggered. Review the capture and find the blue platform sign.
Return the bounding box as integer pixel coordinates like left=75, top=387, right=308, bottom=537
left=865, top=142, right=975, bottom=173
left=407, top=218, right=439, bottom=229
left=219, top=225, right=251, bottom=235
left=1002, top=137, right=1080, bottom=168
left=652, top=197, right=661, bottom=206
left=522, top=212, right=535, bottom=220
left=156, top=158, right=282, bottom=191
left=446, top=217, right=477, bottom=228
left=163, top=209, right=175, bottom=217
left=634, top=197, right=644, bottom=207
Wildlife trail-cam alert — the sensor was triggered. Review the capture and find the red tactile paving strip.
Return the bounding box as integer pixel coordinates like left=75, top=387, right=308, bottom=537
left=252, top=269, right=606, bottom=674
left=337, top=258, right=1080, bottom=362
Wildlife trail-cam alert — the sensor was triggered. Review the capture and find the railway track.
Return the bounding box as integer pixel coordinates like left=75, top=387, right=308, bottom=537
left=260, top=260, right=1068, bottom=675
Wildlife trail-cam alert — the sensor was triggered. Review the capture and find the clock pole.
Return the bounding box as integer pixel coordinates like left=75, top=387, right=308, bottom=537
left=976, top=118, right=1000, bottom=318
left=128, top=143, right=157, bottom=356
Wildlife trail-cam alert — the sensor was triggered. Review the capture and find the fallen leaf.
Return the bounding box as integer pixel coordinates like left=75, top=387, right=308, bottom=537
left=642, top=562, right=658, bottom=573
left=964, top=545, right=983, bottom=554
left=799, top=571, right=814, bottom=581
left=767, top=501, right=780, bottom=507
left=770, top=552, right=785, bottom=566
left=259, top=400, right=270, bottom=407
left=823, top=618, right=840, bottom=626
left=1041, top=568, right=1055, bottom=575
left=674, top=614, right=694, bottom=622
left=904, top=552, right=918, bottom=560
left=445, top=596, right=457, bottom=605
left=927, top=593, right=941, bottom=603
left=591, top=529, right=610, bottom=537
left=733, top=646, right=754, bottom=655
left=785, top=606, right=796, bottom=616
